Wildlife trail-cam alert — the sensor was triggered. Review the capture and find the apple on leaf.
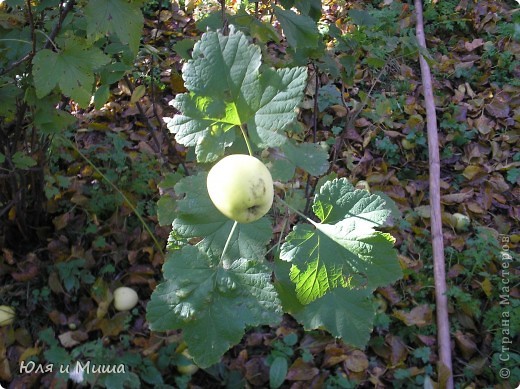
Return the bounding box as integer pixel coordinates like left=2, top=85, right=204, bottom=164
left=206, top=154, right=274, bottom=223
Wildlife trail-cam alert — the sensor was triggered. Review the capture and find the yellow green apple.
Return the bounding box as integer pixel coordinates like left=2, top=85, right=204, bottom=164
left=206, top=154, right=274, bottom=223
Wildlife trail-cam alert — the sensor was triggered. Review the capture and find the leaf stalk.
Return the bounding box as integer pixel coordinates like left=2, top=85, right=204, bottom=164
left=220, top=220, right=238, bottom=265
left=239, top=124, right=254, bottom=156
left=276, top=195, right=317, bottom=227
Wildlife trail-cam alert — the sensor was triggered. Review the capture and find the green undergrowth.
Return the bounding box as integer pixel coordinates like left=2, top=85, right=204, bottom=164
left=0, top=0, right=518, bottom=387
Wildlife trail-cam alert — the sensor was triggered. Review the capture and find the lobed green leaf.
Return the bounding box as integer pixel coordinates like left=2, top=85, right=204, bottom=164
left=146, top=246, right=282, bottom=367
left=32, top=42, right=109, bottom=107
left=167, top=27, right=307, bottom=161
left=280, top=178, right=402, bottom=304
left=84, top=0, right=144, bottom=54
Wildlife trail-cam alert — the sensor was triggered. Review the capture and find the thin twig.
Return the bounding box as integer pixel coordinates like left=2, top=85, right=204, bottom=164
left=0, top=53, right=31, bottom=77
left=414, top=1, right=454, bottom=387
left=123, top=75, right=164, bottom=161
left=44, top=0, right=75, bottom=50
left=220, top=0, right=229, bottom=34
left=303, top=64, right=320, bottom=215
left=61, top=136, right=165, bottom=257
left=0, top=0, right=76, bottom=76
left=149, top=14, right=170, bottom=149
left=26, top=0, right=36, bottom=55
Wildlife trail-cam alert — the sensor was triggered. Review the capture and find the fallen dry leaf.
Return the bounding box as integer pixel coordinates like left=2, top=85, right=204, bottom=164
left=344, top=350, right=369, bottom=373
left=393, top=305, right=433, bottom=327
left=286, top=358, right=319, bottom=381
left=58, top=330, right=89, bottom=348
left=454, top=331, right=477, bottom=360
left=464, top=38, right=484, bottom=51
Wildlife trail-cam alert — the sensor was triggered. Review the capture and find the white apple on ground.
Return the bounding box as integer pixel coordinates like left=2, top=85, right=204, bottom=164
left=113, top=287, right=138, bottom=311
left=0, top=305, right=15, bottom=327
left=207, top=154, right=274, bottom=223
left=452, top=213, right=471, bottom=232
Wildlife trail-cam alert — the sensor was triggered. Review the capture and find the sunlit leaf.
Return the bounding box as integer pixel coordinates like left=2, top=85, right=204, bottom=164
left=167, top=27, right=307, bottom=161
left=281, top=178, right=401, bottom=303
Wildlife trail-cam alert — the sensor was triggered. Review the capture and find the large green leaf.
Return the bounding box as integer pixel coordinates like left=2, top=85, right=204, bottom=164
left=294, top=287, right=375, bottom=347
left=274, top=258, right=376, bottom=348
left=279, top=0, right=322, bottom=20
left=0, top=81, right=22, bottom=118
left=231, top=10, right=280, bottom=43
left=168, top=94, right=237, bottom=162
left=32, top=41, right=109, bottom=107
left=273, top=6, right=320, bottom=49
left=171, top=173, right=273, bottom=261
left=84, top=0, right=144, bottom=54
left=146, top=245, right=282, bottom=367
left=246, top=66, right=308, bottom=148
left=312, top=178, right=393, bottom=227
left=33, top=96, right=77, bottom=135
left=167, top=27, right=307, bottom=161
left=280, top=178, right=402, bottom=304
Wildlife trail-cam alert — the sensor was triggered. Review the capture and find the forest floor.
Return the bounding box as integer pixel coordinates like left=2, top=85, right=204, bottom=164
left=1, top=0, right=519, bottom=388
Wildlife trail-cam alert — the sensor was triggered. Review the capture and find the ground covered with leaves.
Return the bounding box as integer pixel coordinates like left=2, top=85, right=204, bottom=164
left=0, top=0, right=519, bottom=388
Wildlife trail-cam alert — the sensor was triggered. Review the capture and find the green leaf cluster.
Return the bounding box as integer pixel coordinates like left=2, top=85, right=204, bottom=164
left=166, top=26, right=328, bottom=176
left=167, top=26, right=307, bottom=160
left=0, top=0, right=146, bottom=231
left=1, top=0, right=144, bottom=112
left=151, top=26, right=402, bottom=368
left=195, top=0, right=321, bottom=61
left=148, top=173, right=280, bottom=367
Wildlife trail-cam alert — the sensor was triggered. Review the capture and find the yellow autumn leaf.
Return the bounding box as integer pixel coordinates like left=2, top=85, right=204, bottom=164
left=462, top=165, right=482, bottom=180
left=130, top=85, right=146, bottom=104
left=481, top=278, right=492, bottom=297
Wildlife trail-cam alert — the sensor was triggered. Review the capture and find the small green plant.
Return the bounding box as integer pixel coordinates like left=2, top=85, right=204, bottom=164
left=31, top=286, right=51, bottom=305
left=54, top=258, right=95, bottom=293
left=76, top=132, right=160, bottom=219
left=506, top=167, right=520, bottom=184
left=423, top=0, right=470, bottom=35
left=147, top=27, right=402, bottom=368
left=325, top=372, right=357, bottom=389
left=36, top=327, right=170, bottom=387
left=440, top=111, right=476, bottom=147
left=375, top=136, right=400, bottom=165
left=412, top=346, right=432, bottom=364
left=266, top=333, right=299, bottom=389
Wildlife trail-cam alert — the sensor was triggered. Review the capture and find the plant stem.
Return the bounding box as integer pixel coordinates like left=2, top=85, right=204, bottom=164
left=220, top=221, right=238, bottom=264
left=60, top=136, right=165, bottom=257
left=239, top=124, right=254, bottom=156
left=276, top=195, right=317, bottom=226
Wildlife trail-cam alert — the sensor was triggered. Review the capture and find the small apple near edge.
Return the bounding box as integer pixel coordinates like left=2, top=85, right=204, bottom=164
left=0, top=305, right=15, bottom=327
